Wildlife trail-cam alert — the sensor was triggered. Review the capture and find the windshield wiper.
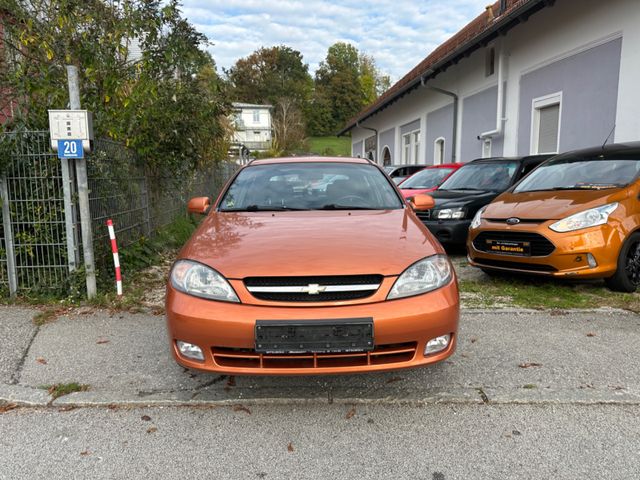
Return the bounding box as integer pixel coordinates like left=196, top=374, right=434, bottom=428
left=319, top=204, right=376, bottom=210
left=444, top=187, right=486, bottom=191
left=223, top=205, right=308, bottom=212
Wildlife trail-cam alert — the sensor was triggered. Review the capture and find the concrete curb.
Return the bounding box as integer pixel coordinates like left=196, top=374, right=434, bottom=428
left=4, top=383, right=640, bottom=409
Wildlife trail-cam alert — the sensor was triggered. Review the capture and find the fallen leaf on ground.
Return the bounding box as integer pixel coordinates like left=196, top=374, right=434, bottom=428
left=233, top=405, right=251, bottom=415
left=36, top=357, right=47, bottom=365
left=224, top=376, right=236, bottom=391
left=345, top=407, right=356, bottom=420
left=0, top=403, right=17, bottom=414
left=96, top=339, right=110, bottom=345
left=141, top=415, right=152, bottom=421
left=518, top=362, right=543, bottom=368
left=385, top=377, right=403, bottom=384
left=287, top=442, right=294, bottom=452
left=586, top=332, right=597, bottom=337
left=470, top=337, right=478, bottom=343
left=80, top=450, right=90, bottom=456
left=58, top=406, right=77, bottom=412
left=146, top=427, right=158, bottom=434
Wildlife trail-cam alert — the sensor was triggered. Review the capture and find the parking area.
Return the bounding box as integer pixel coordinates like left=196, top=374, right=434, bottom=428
left=2, top=305, right=639, bottom=407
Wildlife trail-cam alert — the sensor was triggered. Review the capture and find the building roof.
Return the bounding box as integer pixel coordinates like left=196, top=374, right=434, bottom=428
left=232, top=102, right=274, bottom=109
left=338, top=0, right=555, bottom=135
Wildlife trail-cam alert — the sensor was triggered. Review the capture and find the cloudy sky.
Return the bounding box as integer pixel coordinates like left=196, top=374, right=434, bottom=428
left=181, top=0, right=492, bottom=82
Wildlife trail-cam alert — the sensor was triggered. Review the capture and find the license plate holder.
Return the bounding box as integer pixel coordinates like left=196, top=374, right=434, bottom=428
left=486, top=239, right=531, bottom=256
left=255, top=318, right=374, bottom=354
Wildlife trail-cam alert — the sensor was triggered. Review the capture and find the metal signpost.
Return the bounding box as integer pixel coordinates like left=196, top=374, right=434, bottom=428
left=48, top=65, right=97, bottom=298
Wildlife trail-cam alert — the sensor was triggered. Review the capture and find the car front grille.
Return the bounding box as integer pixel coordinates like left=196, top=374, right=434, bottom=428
left=474, top=258, right=558, bottom=272
left=244, top=275, right=383, bottom=302
left=472, top=231, right=555, bottom=256
left=212, top=342, right=417, bottom=370
left=415, top=210, right=431, bottom=221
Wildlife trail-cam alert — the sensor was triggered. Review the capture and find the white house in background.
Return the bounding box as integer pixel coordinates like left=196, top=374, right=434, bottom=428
left=232, top=103, right=273, bottom=152
left=340, top=0, right=640, bottom=166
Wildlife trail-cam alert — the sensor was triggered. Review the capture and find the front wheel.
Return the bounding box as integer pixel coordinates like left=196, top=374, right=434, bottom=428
left=605, top=232, right=640, bottom=293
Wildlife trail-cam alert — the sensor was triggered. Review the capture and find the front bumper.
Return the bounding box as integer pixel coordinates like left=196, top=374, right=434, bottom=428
left=467, top=222, right=623, bottom=278
left=165, top=280, right=459, bottom=375
left=423, top=219, right=471, bottom=245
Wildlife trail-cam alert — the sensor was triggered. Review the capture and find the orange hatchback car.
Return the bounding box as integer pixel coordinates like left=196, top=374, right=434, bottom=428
left=166, top=157, right=459, bottom=375
left=468, top=143, right=640, bottom=292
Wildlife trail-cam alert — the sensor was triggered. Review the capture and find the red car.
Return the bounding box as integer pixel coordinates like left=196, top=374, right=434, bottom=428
left=399, top=163, right=464, bottom=199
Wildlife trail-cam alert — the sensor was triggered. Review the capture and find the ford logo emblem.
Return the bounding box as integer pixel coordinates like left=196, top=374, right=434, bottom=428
left=506, top=217, right=521, bottom=225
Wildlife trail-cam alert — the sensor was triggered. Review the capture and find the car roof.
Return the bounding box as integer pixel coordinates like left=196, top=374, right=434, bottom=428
left=548, top=141, right=640, bottom=161
left=249, top=156, right=371, bottom=166
left=468, top=155, right=552, bottom=164
left=426, top=163, right=464, bottom=168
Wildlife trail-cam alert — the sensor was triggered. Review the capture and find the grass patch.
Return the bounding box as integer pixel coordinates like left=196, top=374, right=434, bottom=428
left=33, top=307, right=66, bottom=326
left=459, top=275, right=640, bottom=311
left=41, top=383, right=89, bottom=399
left=305, top=136, right=351, bottom=157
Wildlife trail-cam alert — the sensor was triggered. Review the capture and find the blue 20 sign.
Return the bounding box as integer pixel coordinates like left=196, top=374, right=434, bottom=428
left=57, top=139, right=84, bottom=159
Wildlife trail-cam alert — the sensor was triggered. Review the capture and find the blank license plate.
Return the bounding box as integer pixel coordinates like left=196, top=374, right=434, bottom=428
left=255, top=318, right=374, bottom=354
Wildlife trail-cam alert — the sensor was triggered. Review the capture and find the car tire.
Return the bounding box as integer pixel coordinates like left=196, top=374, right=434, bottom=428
left=605, top=232, right=640, bottom=293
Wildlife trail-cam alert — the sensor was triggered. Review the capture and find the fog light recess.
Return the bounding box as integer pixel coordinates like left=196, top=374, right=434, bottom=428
left=587, top=253, right=598, bottom=268
left=176, top=341, right=205, bottom=361
left=424, top=334, right=451, bottom=355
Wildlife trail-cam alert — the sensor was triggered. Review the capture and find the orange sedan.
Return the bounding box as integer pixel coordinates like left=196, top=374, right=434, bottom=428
left=166, top=157, right=459, bottom=375
left=468, top=142, right=640, bottom=291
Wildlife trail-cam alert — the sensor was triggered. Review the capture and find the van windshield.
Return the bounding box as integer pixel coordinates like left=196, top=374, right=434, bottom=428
left=514, top=159, right=640, bottom=193
left=401, top=168, right=455, bottom=189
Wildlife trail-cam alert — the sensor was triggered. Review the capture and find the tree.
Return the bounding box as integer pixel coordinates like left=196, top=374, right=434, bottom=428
left=226, top=45, right=313, bottom=107
left=0, top=0, right=230, bottom=174
left=308, top=42, right=390, bottom=136
left=272, top=97, right=305, bottom=153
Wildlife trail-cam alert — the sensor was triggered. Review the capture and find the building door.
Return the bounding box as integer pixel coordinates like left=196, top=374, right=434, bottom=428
left=382, top=147, right=391, bottom=166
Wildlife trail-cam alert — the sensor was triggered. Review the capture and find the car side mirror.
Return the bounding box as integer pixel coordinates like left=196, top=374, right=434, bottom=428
left=187, top=197, right=211, bottom=215
left=410, top=194, right=435, bottom=211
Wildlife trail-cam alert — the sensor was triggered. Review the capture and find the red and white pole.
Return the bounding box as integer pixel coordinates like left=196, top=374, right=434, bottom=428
left=106, top=219, right=122, bottom=296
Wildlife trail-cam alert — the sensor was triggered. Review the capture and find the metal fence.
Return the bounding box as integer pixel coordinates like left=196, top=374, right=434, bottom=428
left=0, top=130, right=237, bottom=296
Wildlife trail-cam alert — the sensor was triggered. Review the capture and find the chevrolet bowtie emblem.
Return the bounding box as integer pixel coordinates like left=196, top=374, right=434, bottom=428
left=302, top=283, right=327, bottom=295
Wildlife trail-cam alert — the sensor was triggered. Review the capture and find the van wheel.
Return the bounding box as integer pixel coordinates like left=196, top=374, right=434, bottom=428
left=605, top=232, right=640, bottom=292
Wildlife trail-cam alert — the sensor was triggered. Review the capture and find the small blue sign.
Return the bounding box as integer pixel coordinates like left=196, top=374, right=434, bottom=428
left=57, top=139, right=84, bottom=159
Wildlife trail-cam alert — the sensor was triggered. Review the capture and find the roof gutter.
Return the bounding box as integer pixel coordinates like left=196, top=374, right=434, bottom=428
left=337, top=0, right=553, bottom=136
left=478, top=41, right=506, bottom=140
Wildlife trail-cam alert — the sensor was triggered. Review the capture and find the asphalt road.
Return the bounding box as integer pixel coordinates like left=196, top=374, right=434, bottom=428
left=1, top=403, right=639, bottom=479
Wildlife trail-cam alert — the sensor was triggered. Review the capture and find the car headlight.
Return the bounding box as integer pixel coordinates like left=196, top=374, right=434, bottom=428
left=470, top=206, right=486, bottom=229
left=170, top=260, right=239, bottom=302
left=549, top=203, right=618, bottom=233
left=388, top=255, right=452, bottom=299
left=435, top=207, right=465, bottom=220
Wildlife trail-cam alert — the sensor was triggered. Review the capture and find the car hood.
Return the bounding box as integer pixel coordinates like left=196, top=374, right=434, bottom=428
left=399, top=187, right=437, bottom=198
left=485, top=189, right=630, bottom=220
left=428, top=189, right=501, bottom=210
left=179, top=209, right=442, bottom=278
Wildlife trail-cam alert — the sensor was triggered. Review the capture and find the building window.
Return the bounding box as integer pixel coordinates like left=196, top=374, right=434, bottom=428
left=402, top=130, right=420, bottom=164
left=485, top=47, right=495, bottom=77
left=434, top=138, right=445, bottom=165
left=253, top=110, right=260, bottom=123
left=531, top=93, right=562, bottom=154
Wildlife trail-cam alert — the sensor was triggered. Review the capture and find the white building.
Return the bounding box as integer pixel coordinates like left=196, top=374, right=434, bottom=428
left=340, top=0, right=640, bottom=166
left=232, top=103, right=273, bottom=152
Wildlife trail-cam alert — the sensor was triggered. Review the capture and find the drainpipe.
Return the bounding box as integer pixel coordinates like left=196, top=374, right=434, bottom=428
left=479, top=42, right=506, bottom=140
left=356, top=121, right=378, bottom=162
left=421, top=77, right=458, bottom=163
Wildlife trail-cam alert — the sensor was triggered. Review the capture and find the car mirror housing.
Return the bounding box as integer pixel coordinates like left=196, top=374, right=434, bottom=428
left=187, top=197, right=211, bottom=215
left=410, top=194, right=435, bottom=211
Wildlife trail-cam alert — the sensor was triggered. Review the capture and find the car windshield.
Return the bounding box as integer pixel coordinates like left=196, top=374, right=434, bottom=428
left=439, top=162, right=519, bottom=191
left=401, top=168, right=455, bottom=189
left=384, top=166, right=395, bottom=173
left=219, top=162, right=403, bottom=211
left=514, top=158, right=640, bottom=193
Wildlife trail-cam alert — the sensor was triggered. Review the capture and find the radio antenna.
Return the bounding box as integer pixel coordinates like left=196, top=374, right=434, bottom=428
left=602, top=124, right=616, bottom=149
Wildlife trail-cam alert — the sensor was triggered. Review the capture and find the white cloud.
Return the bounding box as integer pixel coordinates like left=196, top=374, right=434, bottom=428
left=181, top=0, right=491, bottom=81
